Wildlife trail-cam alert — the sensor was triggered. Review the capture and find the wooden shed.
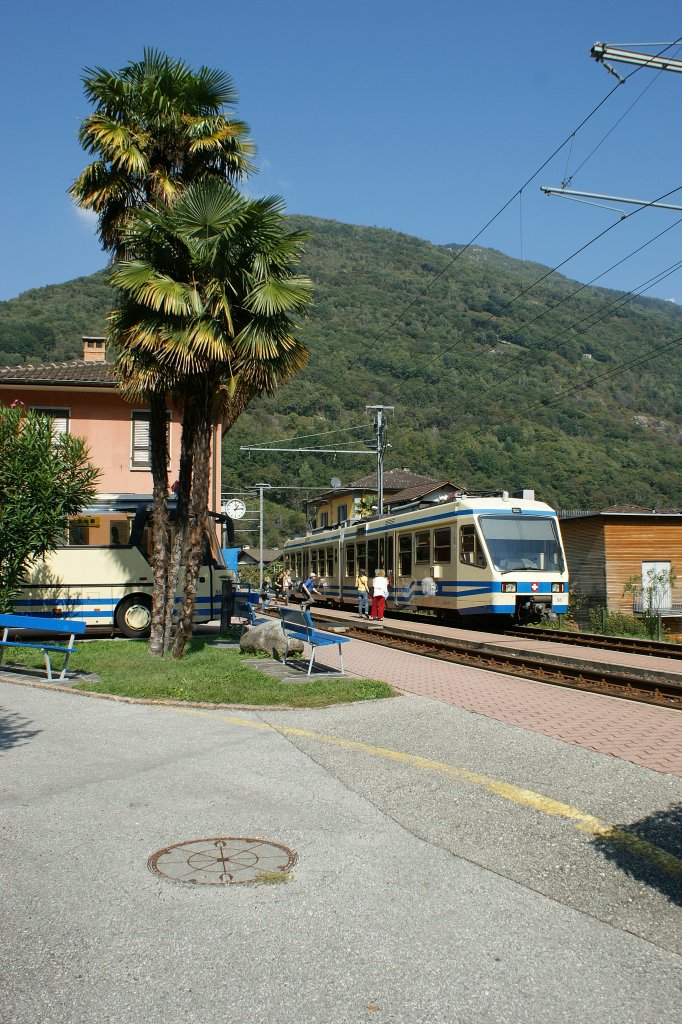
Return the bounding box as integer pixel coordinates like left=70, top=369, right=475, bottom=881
left=559, top=506, right=682, bottom=637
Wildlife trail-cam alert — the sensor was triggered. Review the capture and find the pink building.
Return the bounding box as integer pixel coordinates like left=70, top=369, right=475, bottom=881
left=0, top=338, right=223, bottom=510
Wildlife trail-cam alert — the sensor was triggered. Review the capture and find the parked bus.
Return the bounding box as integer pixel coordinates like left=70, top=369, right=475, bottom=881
left=13, top=495, right=236, bottom=637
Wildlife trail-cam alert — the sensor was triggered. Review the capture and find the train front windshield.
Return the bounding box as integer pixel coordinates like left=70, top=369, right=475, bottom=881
left=478, top=515, right=565, bottom=573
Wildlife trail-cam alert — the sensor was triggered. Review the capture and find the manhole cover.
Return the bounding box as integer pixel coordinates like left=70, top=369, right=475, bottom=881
left=147, top=836, right=297, bottom=885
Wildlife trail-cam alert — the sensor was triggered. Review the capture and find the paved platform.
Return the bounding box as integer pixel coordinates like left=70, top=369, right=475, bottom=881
left=305, top=611, right=682, bottom=777
left=1, top=681, right=680, bottom=1023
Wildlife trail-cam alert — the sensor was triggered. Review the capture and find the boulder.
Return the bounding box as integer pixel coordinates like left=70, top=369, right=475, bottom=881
left=240, top=620, right=304, bottom=659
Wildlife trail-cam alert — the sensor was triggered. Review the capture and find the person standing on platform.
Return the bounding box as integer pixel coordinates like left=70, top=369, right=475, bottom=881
left=370, top=568, right=389, bottom=621
left=356, top=569, right=370, bottom=618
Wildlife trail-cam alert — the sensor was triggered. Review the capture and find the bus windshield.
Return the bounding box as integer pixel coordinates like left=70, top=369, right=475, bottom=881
left=478, top=515, right=564, bottom=573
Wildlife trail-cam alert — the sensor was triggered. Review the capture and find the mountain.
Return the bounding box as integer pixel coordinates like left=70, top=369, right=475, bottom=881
left=1, top=216, right=680, bottom=538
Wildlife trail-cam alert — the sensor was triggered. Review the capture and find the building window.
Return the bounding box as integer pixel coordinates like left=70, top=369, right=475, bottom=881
left=32, top=407, right=69, bottom=436
left=131, top=410, right=170, bottom=470
left=337, top=504, right=348, bottom=524
left=320, top=512, right=329, bottom=528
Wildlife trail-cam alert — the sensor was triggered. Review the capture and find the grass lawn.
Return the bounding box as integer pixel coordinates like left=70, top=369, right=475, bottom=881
left=5, top=635, right=395, bottom=708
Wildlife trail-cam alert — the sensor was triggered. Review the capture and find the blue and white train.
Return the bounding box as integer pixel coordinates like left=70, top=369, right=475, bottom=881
left=283, top=489, right=569, bottom=624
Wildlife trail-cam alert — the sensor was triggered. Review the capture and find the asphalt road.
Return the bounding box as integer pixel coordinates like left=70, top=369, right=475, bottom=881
left=1, top=679, right=680, bottom=1024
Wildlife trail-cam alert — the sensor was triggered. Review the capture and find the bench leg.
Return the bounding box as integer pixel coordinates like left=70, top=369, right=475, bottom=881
left=43, top=651, right=53, bottom=682
left=284, top=636, right=290, bottom=667
left=58, top=651, right=72, bottom=681
left=307, top=646, right=316, bottom=675
left=338, top=643, right=345, bottom=676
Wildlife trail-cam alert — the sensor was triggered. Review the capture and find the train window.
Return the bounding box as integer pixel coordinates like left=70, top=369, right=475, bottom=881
left=345, top=544, right=355, bottom=577
left=433, top=528, right=451, bottom=563
left=398, top=534, right=412, bottom=577
left=356, top=541, right=366, bottom=573
left=311, top=551, right=318, bottom=575
left=415, top=531, right=430, bottom=564
left=368, top=539, right=379, bottom=576
left=325, top=546, right=334, bottom=577
left=460, top=525, right=486, bottom=568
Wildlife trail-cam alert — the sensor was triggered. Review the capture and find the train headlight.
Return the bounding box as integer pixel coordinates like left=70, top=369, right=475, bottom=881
left=551, top=583, right=565, bottom=593
left=501, top=582, right=517, bottom=593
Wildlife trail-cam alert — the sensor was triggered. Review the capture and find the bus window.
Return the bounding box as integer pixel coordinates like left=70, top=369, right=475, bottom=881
left=415, top=531, right=430, bottom=564
left=460, top=524, right=486, bottom=568
left=110, top=520, right=130, bottom=545
left=398, top=534, right=412, bottom=577
left=433, top=528, right=451, bottom=563
left=68, top=524, right=89, bottom=545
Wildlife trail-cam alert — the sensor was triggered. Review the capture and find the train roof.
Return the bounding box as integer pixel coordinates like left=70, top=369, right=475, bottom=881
left=284, top=491, right=557, bottom=546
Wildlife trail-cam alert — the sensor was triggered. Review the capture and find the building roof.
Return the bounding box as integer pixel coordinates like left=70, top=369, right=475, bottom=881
left=560, top=505, right=681, bottom=519
left=0, top=360, right=116, bottom=387
left=238, top=547, right=282, bottom=564
left=387, top=480, right=463, bottom=507
left=311, top=469, right=442, bottom=507
left=347, top=468, right=440, bottom=491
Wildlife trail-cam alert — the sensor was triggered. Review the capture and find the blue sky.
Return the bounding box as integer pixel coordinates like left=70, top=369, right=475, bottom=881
left=2, top=0, right=682, bottom=305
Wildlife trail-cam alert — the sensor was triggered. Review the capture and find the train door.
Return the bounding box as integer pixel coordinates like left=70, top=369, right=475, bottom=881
left=395, top=529, right=414, bottom=608
left=457, top=521, right=489, bottom=615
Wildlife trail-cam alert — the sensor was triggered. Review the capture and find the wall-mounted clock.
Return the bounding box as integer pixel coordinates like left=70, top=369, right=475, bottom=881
left=224, top=498, right=246, bottom=519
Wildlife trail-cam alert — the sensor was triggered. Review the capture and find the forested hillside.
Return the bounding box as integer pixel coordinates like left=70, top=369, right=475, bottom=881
left=1, top=215, right=680, bottom=532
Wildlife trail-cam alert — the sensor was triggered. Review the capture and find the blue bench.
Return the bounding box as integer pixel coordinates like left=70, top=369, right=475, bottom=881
left=234, top=596, right=270, bottom=627
left=278, top=607, right=349, bottom=676
left=0, top=614, right=87, bottom=681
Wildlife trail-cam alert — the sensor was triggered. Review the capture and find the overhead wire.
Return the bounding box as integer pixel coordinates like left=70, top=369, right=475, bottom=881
left=323, top=36, right=682, bottom=397
left=383, top=182, right=682, bottom=403
left=395, top=213, right=682, bottom=405
left=389, top=254, right=682, bottom=456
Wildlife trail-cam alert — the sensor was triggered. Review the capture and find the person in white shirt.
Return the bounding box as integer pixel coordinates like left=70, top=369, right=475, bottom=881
left=370, top=568, right=389, bottom=620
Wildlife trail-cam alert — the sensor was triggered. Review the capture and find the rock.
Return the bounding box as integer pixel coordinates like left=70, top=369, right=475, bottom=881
left=239, top=620, right=304, bottom=659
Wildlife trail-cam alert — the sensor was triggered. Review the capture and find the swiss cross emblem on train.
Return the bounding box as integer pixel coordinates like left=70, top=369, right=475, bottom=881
left=531, top=582, right=539, bottom=592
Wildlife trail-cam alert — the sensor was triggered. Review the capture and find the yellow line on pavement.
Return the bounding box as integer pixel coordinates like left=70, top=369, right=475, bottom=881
left=177, top=708, right=682, bottom=877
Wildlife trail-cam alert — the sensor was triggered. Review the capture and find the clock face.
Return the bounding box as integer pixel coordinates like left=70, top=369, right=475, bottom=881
left=225, top=499, right=246, bottom=519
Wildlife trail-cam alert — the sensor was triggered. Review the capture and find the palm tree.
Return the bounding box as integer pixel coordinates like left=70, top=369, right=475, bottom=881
left=109, top=179, right=312, bottom=656
left=70, top=48, right=255, bottom=252
left=72, top=50, right=256, bottom=655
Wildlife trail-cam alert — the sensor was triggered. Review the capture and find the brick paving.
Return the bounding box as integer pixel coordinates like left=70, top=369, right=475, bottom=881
left=311, top=611, right=682, bottom=777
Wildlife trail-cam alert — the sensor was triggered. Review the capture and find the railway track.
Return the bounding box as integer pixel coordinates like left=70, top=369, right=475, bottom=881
left=310, top=612, right=682, bottom=711
left=504, top=626, right=682, bottom=659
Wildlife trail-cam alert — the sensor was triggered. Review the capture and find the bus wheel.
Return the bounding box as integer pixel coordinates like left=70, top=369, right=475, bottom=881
left=116, top=594, right=152, bottom=638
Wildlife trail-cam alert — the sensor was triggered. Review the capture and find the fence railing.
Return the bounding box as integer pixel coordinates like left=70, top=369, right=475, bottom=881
left=632, top=589, right=682, bottom=616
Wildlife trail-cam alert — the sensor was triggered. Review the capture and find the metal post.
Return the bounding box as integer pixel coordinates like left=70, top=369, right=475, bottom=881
left=254, top=483, right=271, bottom=592
left=366, top=405, right=394, bottom=516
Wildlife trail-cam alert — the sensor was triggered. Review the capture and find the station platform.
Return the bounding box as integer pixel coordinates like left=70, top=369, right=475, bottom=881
left=306, top=606, right=682, bottom=777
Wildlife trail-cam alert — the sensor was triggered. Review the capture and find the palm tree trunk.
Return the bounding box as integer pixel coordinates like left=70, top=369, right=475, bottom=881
left=148, top=391, right=171, bottom=656
left=172, top=404, right=212, bottom=659
left=163, top=394, right=197, bottom=653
